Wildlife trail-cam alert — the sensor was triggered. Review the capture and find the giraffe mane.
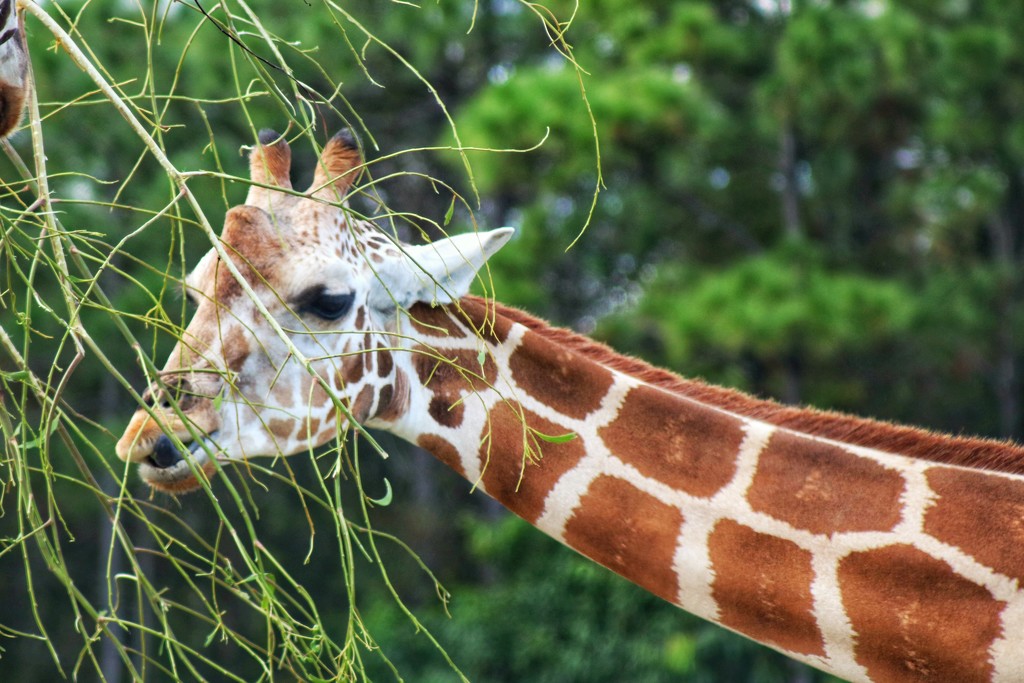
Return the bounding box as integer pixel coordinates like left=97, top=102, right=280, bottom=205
left=463, top=296, right=1024, bottom=476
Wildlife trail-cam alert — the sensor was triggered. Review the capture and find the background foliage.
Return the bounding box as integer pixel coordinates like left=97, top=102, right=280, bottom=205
left=2, top=0, right=1022, bottom=681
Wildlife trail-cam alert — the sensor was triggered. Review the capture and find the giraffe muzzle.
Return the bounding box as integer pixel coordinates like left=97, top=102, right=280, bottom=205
left=134, top=431, right=222, bottom=494
left=151, top=434, right=185, bottom=468
left=148, top=432, right=220, bottom=470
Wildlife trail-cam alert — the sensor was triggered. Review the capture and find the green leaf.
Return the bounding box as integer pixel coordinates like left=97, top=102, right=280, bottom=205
left=444, top=196, right=455, bottom=226
left=1, top=370, right=31, bottom=382
left=533, top=430, right=577, bottom=444
left=203, top=624, right=225, bottom=648
left=367, top=477, right=393, bottom=507
left=22, top=420, right=60, bottom=451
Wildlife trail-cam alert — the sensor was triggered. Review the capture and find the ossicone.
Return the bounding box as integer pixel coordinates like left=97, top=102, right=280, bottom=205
left=246, top=129, right=292, bottom=206
left=311, top=128, right=363, bottom=201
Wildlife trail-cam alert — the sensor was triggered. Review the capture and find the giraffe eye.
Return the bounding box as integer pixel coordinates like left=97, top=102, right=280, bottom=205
left=304, top=291, right=354, bottom=321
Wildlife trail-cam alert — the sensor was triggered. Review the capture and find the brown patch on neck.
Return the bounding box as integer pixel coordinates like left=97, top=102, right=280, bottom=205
left=748, top=430, right=905, bottom=535
left=412, top=346, right=498, bottom=429
left=600, top=384, right=741, bottom=498
left=708, top=520, right=825, bottom=656
left=509, top=329, right=614, bottom=420
left=563, top=475, right=683, bottom=603
left=408, top=303, right=469, bottom=338
left=419, top=298, right=512, bottom=344
left=838, top=544, right=1003, bottom=682
left=417, top=433, right=464, bottom=476
left=924, top=468, right=1024, bottom=584
left=456, top=296, right=1024, bottom=476
left=478, top=401, right=586, bottom=523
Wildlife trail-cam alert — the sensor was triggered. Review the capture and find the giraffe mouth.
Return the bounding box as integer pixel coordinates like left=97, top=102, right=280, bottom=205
left=138, top=431, right=221, bottom=493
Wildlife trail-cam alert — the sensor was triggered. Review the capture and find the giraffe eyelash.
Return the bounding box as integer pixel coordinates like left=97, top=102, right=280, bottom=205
left=294, top=285, right=355, bottom=321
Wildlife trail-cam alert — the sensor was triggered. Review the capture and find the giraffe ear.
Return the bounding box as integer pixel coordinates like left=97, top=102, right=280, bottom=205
left=369, top=227, right=515, bottom=310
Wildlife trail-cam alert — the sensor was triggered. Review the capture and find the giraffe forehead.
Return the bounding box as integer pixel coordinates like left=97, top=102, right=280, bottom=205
left=217, top=200, right=352, bottom=264
left=187, top=237, right=363, bottom=307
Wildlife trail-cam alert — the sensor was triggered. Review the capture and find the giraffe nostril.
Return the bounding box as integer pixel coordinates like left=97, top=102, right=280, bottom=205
left=150, top=435, right=185, bottom=469
left=143, top=384, right=174, bottom=409
left=144, top=377, right=195, bottom=411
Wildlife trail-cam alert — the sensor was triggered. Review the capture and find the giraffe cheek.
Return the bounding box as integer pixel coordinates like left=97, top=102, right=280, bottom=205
left=220, top=327, right=252, bottom=374
left=349, top=385, right=375, bottom=423
left=373, top=368, right=410, bottom=424
left=189, top=401, right=222, bottom=437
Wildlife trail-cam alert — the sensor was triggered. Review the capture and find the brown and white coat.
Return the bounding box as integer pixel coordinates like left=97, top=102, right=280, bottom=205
left=117, top=130, right=1024, bottom=683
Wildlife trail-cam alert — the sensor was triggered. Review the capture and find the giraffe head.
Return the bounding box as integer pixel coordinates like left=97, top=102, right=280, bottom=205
left=0, top=0, right=28, bottom=138
left=115, top=129, right=513, bottom=493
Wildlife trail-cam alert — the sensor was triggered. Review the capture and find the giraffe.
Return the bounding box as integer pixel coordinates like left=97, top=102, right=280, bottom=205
left=0, top=0, right=28, bottom=138
left=116, top=129, right=1024, bottom=683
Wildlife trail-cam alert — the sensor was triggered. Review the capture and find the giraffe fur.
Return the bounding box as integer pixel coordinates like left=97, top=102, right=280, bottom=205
left=116, top=129, right=1024, bottom=683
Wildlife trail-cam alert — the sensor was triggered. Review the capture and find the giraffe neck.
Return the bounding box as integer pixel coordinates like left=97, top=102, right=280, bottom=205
left=380, top=296, right=1024, bottom=683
